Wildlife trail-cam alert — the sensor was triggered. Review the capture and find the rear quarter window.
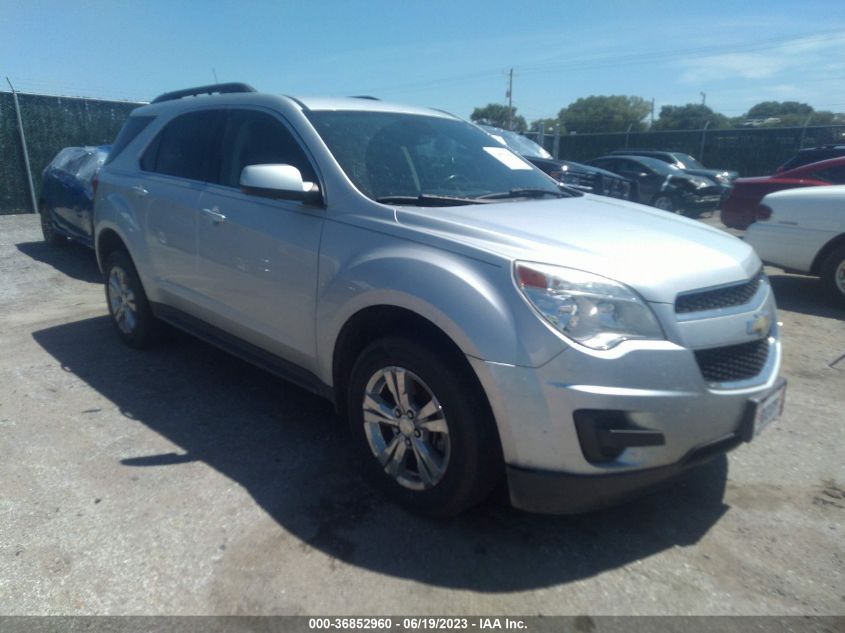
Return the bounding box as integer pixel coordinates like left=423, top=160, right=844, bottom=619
left=105, top=116, right=155, bottom=165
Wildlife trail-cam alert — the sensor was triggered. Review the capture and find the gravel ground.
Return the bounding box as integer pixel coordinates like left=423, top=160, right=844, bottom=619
left=0, top=213, right=843, bottom=616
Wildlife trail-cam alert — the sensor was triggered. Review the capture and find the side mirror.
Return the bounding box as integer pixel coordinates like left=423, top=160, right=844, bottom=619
left=240, top=164, right=322, bottom=205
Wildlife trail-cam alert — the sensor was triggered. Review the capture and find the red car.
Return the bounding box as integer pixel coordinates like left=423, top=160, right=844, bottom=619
left=720, top=156, right=845, bottom=230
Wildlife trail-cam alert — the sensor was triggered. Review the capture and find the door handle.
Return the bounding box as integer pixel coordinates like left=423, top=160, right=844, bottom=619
left=132, top=185, right=149, bottom=197
left=201, top=207, right=227, bottom=224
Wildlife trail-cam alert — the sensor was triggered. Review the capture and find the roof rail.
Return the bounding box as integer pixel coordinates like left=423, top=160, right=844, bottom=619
left=151, top=82, right=257, bottom=104
left=350, top=95, right=380, bottom=100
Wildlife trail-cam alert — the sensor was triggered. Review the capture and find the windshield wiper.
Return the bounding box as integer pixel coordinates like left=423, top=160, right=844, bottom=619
left=375, top=194, right=487, bottom=206
left=476, top=188, right=568, bottom=200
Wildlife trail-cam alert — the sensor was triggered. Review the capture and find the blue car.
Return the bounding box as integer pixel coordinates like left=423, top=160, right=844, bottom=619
left=39, top=145, right=110, bottom=247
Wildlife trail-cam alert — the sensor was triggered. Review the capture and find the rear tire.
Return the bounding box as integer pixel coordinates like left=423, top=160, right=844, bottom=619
left=104, top=250, right=159, bottom=348
left=821, top=244, right=845, bottom=306
left=347, top=337, right=502, bottom=517
left=39, top=202, right=66, bottom=246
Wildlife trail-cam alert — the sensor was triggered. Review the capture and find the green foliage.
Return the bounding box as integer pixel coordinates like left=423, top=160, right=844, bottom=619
left=530, top=117, right=563, bottom=134
left=653, top=104, right=730, bottom=130
left=559, top=95, right=651, bottom=134
left=470, top=103, right=527, bottom=132
left=746, top=101, right=813, bottom=119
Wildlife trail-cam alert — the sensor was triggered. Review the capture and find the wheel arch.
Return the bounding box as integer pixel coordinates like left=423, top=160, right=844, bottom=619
left=810, top=232, right=845, bottom=275
left=96, top=228, right=130, bottom=274
left=331, top=305, right=485, bottom=416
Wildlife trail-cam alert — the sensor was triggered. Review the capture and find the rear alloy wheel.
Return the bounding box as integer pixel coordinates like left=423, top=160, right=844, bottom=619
left=821, top=244, right=845, bottom=306
left=347, top=337, right=501, bottom=517
left=39, top=202, right=66, bottom=246
left=652, top=194, right=676, bottom=213
left=104, top=250, right=159, bottom=348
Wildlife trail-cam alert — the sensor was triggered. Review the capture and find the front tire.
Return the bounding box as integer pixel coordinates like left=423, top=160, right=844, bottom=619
left=821, top=244, right=845, bottom=306
left=347, top=337, right=502, bottom=517
left=104, top=250, right=159, bottom=348
left=652, top=194, right=677, bottom=213
left=39, top=202, right=66, bottom=246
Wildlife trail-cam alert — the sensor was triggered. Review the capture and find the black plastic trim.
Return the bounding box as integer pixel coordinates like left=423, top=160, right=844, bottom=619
left=507, top=428, right=749, bottom=514
left=150, top=303, right=332, bottom=400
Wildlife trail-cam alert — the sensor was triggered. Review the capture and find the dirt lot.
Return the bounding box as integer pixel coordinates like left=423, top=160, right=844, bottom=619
left=0, top=213, right=843, bottom=615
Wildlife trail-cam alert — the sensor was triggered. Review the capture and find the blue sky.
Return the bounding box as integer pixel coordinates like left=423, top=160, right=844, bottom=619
left=2, top=1, right=845, bottom=122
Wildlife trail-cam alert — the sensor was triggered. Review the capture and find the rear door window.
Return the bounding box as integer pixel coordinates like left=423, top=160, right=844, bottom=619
left=142, top=110, right=224, bottom=182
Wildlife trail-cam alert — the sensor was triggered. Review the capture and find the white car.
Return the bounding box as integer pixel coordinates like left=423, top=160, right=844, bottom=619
left=747, top=185, right=845, bottom=304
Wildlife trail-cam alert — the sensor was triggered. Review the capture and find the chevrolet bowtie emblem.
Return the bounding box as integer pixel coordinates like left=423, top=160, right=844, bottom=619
left=747, top=312, right=771, bottom=337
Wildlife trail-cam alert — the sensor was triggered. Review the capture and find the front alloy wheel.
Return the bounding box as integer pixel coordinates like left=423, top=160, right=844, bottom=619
left=348, top=337, right=502, bottom=516
left=652, top=194, right=676, bottom=213
left=104, top=250, right=158, bottom=348
left=362, top=366, right=450, bottom=491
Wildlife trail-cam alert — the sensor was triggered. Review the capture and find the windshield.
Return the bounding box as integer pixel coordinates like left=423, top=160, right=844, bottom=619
left=306, top=111, right=561, bottom=203
left=673, top=153, right=705, bottom=169
left=479, top=125, right=552, bottom=159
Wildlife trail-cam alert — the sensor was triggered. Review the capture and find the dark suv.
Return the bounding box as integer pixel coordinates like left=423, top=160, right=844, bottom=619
left=777, top=145, right=845, bottom=172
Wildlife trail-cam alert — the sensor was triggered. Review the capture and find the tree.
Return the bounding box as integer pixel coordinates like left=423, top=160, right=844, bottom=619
left=743, top=101, right=816, bottom=126
left=530, top=117, right=564, bottom=135
left=559, top=95, right=651, bottom=134
left=470, top=103, right=527, bottom=132
left=746, top=101, right=813, bottom=119
left=653, top=104, right=730, bottom=130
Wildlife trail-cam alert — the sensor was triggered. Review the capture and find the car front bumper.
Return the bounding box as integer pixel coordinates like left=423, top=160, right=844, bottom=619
left=467, top=307, right=782, bottom=514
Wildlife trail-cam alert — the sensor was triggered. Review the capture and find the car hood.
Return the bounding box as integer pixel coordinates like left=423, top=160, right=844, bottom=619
left=685, top=168, right=738, bottom=182
left=395, top=194, right=759, bottom=304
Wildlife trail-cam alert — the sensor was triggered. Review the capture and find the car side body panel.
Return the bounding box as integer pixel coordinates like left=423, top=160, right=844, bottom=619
left=746, top=185, right=845, bottom=273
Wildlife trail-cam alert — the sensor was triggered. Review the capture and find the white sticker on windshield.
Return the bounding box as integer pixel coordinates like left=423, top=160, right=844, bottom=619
left=483, top=146, right=533, bottom=170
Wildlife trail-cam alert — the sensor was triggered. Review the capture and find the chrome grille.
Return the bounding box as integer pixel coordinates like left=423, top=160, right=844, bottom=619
left=676, top=273, right=763, bottom=314
left=695, top=339, right=769, bottom=384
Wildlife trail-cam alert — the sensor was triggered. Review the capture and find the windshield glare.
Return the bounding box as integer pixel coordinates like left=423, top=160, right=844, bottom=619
left=306, top=111, right=560, bottom=203
left=480, top=125, right=552, bottom=160
left=674, top=153, right=704, bottom=169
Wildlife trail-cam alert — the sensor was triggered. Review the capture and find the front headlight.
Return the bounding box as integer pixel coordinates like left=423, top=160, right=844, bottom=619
left=688, top=176, right=712, bottom=188
left=515, top=262, right=664, bottom=350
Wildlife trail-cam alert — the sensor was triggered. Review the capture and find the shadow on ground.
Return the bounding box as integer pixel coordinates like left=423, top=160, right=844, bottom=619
left=768, top=272, right=845, bottom=320
left=33, top=316, right=730, bottom=592
left=16, top=241, right=101, bottom=284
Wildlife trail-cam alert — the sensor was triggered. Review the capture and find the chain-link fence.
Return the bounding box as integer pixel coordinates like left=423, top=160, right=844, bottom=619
left=529, top=125, right=845, bottom=176
left=1, top=91, right=143, bottom=214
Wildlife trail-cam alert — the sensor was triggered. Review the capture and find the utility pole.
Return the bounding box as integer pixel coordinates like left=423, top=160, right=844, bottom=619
left=700, top=91, right=706, bottom=106
left=506, top=68, right=514, bottom=130
left=650, top=98, right=655, bottom=128
left=6, top=77, right=38, bottom=214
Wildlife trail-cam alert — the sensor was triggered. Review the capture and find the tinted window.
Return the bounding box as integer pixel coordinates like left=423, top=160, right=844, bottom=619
left=306, top=110, right=559, bottom=201
left=105, top=116, right=154, bottom=165
left=142, top=110, right=222, bottom=181
left=811, top=165, right=845, bottom=184
left=217, top=110, right=315, bottom=188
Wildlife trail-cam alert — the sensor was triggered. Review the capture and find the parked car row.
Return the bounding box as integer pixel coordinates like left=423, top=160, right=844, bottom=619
left=720, top=156, right=845, bottom=229
left=586, top=154, right=724, bottom=214
left=479, top=125, right=634, bottom=201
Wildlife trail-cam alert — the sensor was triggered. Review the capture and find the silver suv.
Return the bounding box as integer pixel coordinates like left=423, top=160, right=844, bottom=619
left=94, top=83, right=784, bottom=516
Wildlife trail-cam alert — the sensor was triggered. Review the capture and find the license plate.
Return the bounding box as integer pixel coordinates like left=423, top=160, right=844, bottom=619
left=753, top=381, right=786, bottom=437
